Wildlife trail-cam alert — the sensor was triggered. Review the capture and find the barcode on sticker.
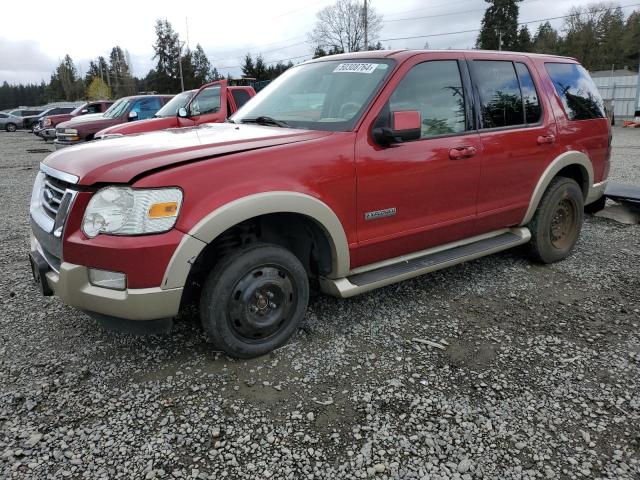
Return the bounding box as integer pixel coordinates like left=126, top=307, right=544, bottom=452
left=333, top=63, right=378, bottom=74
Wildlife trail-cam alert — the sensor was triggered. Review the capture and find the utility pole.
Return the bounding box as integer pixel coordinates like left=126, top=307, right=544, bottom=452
left=498, top=30, right=503, bottom=51
left=178, top=42, right=185, bottom=92
left=363, top=0, right=368, bottom=51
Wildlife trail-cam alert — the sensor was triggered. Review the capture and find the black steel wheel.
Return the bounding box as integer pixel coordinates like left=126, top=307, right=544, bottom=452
left=527, top=177, right=584, bottom=263
left=200, top=243, right=309, bottom=358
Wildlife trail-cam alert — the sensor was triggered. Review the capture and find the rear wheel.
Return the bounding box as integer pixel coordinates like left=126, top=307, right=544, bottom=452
left=199, top=243, right=309, bottom=358
left=5, top=123, right=16, bottom=132
left=527, top=177, right=584, bottom=263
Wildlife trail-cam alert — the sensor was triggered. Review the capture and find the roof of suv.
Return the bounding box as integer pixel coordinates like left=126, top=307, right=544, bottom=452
left=304, top=49, right=577, bottom=64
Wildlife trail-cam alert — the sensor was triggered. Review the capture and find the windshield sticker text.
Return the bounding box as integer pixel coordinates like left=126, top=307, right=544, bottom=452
left=333, top=63, right=379, bottom=74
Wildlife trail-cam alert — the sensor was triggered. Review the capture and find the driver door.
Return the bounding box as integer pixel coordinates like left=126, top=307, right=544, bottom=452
left=353, top=53, right=482, bottom=267
left=178, top=81, right=228, bottom=127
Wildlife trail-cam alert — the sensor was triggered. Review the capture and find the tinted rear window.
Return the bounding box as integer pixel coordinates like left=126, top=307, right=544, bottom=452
left=544, top=63, right=605, bottom=120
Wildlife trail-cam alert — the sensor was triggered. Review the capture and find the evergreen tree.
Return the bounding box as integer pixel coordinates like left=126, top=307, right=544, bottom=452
left=515, top=26, right=532, bottom=52
left=476, top=0, right=522, bottom=50
left=254, top=55, right=268, bottom=81
left=210, top=67, right=222, bottom=81
left=532, top=22, right=562, bottom=54
left=192, top=44, right=212, bottom=85
left=151, top=19, right=182, bottom=93
left=241, top=53, right=255, bottom=78
left=180, top=48, right=196, bottom=89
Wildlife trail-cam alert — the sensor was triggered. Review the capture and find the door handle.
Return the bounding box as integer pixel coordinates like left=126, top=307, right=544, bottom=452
left=537, top=134, right=555, bottom=145
left=449, top=146, right=477, bottom=160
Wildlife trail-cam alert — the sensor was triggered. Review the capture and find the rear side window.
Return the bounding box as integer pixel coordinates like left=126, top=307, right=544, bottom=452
left=544, top=63, right=605, bottom=120
left=471, top=60, right=524, bottom=128
left=231, top=90, right=252, bottom=109
left=515, top=63, right=542, bottom=124
left=388, top=60, right=467, bottom=138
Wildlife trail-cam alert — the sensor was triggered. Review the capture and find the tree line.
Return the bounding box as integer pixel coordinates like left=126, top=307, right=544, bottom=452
left=477, top=1, right=640, bottom=71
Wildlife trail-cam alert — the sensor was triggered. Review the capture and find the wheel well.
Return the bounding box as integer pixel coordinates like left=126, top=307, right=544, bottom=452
left=181, top=213, right=333, bottom=306
left=556, top=164, right=589, bottom=199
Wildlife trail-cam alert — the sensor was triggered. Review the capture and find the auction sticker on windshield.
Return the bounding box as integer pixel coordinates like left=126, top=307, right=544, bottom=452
left=333, top=63, right=380, bottom=74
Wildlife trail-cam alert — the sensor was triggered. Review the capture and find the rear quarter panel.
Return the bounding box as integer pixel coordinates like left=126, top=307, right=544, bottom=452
left=531, top=57, right=610, bottom=183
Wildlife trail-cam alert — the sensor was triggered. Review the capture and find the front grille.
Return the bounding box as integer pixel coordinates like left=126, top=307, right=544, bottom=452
left=42, top=175, right=71, bottom=220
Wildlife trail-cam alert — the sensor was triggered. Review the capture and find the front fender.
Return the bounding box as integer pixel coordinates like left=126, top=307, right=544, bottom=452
left=161, top=191, right=350, bottom=289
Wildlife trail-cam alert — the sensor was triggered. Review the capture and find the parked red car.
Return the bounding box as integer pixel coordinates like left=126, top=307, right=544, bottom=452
left=34, top=101, right=113, bottom=140
left=54, top=94, right=173, bottom=149
left=30, top=50, right=610, bottom=358
left=96, top=81, right=255, bottom=139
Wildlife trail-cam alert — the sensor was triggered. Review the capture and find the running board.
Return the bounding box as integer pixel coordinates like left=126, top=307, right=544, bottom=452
left=320, top=227, right=531, bottom=298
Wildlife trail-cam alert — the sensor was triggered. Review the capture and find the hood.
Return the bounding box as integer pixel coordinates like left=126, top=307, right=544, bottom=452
left=43, top=122, right=332, bottom=185
left=57, top=113, right=105, bottom=129
left=47, top=113, right=76, bottom=125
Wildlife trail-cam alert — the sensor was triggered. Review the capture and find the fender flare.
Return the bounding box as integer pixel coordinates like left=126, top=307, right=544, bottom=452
left=519, top=150, right=594, bottom=226
left=161, top=192, right=351, bottom=289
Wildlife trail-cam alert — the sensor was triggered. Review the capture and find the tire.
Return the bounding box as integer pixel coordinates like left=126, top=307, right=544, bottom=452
left=527, top=177, right=584, bottom=264
left=585, top=195, right=606, bottom=214
left=5, top=123, right=16, bottom=132
left=199, top=243, right=309, bottom=358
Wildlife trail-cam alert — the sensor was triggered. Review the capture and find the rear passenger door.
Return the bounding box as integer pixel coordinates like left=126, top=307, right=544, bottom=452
left=467, top=53, right=560, bottom=233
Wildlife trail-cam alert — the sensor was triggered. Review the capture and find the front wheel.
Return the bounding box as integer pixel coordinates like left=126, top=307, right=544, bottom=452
left=5, top=123, right=16, bottom=132
left=199, top=243, right=309, bottom=358
left=527, top=177, right=584, bottom=263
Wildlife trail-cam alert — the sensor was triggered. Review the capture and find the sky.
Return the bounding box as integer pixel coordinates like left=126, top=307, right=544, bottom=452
left=0, top=0, right=618, bottom=85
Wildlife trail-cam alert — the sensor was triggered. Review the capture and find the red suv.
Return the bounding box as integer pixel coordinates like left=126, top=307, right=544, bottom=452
left=95, top=81, right=256, bottom=139
left=30, top=50, right=610, bottom=358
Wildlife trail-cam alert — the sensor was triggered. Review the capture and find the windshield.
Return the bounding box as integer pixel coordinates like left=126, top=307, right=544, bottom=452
left=155, top=90, right=195, bottom=117
left=231, top=59, right=394, bottom=131
left=103, top=98, right=131, bottom=119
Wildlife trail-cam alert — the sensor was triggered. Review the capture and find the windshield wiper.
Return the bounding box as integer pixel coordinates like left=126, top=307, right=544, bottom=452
left=241, top=116, right=290, bottom=128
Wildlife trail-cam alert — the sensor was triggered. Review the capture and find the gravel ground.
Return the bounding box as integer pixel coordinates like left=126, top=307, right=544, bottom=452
left=1, top=128, right=639, bottom=480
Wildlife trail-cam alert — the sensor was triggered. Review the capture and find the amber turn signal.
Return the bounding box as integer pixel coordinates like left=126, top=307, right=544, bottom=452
left=148, top=202, right=179, bottom=218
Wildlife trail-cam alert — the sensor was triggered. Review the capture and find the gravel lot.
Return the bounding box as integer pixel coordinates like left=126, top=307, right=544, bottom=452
left=1, top=128, right=639, bottom=480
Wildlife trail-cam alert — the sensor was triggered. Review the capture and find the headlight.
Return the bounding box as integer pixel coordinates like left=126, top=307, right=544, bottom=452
left=30, top=172, right=45, bottom=212
left=64, top=128, right=78, bottom=134
left=44, top=118, right=52, bottom=127
left=82, top=187, right=182, bottom=238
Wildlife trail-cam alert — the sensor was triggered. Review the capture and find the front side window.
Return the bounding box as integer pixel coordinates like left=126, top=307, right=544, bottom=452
left=387, top=60, right=466, bottom=138
left=472, top=60, right=524, bottom=129
left=190, top=86, right=221, bottom=116
left=231, top=59, right=394, bottom=132
left=544, top=62, right=605, bottom=120
left=86, top=104, right=102, bottom=113
left=130, top=97, right=162, bottom=120
left=0, top=114, right=7, bottom=119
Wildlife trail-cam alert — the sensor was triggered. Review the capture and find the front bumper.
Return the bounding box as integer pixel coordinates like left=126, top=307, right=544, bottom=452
left=41, top=128, right=56, bottom=140
left=32, top=235, right=182, bottom=321
left=53, top=138, right=83, bottom=150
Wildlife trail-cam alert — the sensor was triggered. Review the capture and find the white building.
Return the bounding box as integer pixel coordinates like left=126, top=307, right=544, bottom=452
left=591, top=69, right=640, bottom=123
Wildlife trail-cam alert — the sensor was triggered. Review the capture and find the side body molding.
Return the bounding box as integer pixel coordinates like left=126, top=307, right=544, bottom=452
left=519, top=150, right=594, bottom=226
left=162, top=192, right=351, bottom=289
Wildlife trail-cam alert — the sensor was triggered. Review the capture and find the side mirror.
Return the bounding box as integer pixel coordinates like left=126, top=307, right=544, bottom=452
left=128, top=111, right=138, bottom=121
left=177, top=107, right=188, bottom=118
left=372, top=110, right=422, bottom=146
